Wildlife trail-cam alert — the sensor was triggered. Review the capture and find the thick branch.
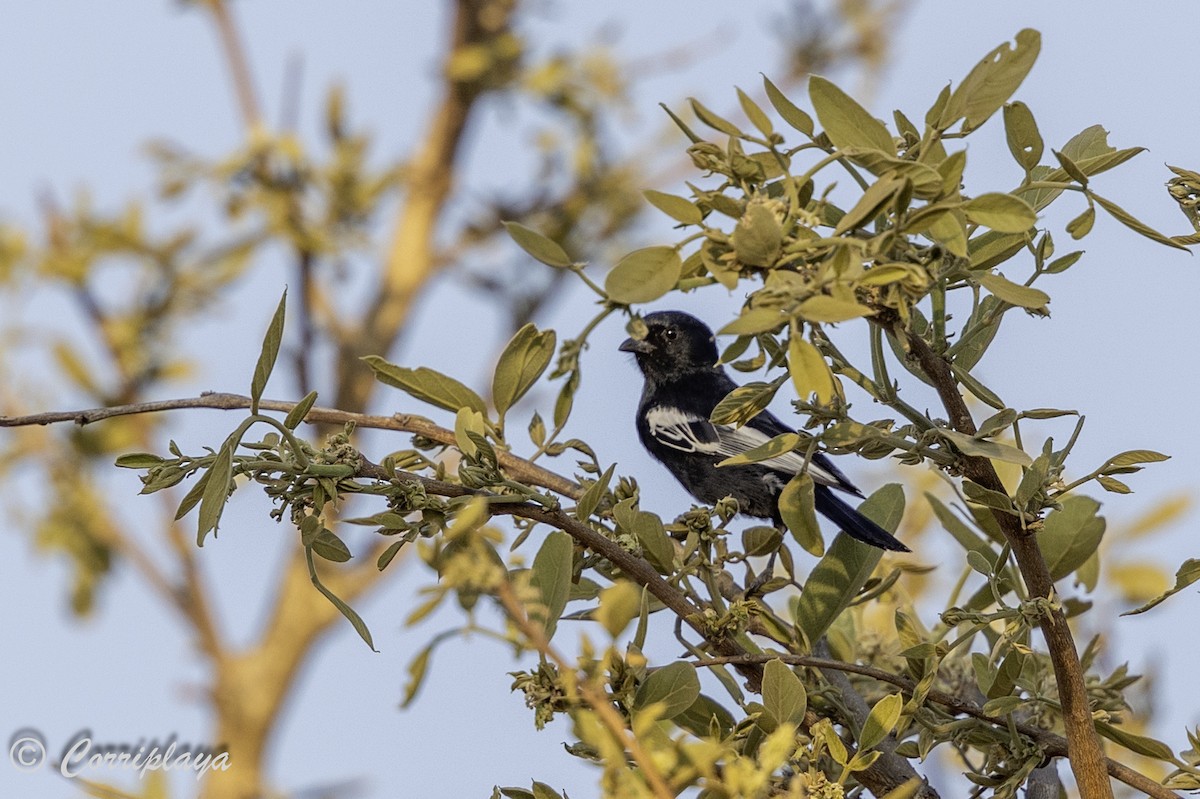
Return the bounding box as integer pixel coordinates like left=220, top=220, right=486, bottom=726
left=335, top=0, right=517, bottom=414
left=901, top=328, right=1116, bottom=799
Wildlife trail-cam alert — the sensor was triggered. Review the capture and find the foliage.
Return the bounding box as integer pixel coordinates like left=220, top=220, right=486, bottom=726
left=97, top=27, right=1200, bottom=798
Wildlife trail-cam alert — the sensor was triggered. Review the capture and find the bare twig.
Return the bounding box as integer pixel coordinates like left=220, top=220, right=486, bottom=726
left=0, top=391, right=581, bottom=498
left=201, top=0, right=262, bottom=131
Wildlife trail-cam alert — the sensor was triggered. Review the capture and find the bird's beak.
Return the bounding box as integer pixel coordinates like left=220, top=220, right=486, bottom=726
left=619, top=337, right=654, bottom=354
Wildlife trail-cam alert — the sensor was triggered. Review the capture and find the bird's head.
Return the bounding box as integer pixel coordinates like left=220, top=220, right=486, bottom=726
left=619, top=310, right=719, bottom=382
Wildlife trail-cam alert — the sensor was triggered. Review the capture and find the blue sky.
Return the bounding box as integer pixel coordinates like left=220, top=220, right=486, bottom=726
left=1, top=2, right=1198, bottom=797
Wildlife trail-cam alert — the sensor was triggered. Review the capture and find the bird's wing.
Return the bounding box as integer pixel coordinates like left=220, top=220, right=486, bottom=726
left=644, top=406, right=850, bottom=490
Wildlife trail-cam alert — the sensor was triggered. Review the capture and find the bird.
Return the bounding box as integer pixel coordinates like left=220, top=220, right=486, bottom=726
left=619, top=310, right=908, bottom=553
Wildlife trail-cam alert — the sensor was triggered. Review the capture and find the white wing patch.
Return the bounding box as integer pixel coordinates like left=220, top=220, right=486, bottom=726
left=645, top=406, right=721, bottom=454
left=644, top=406, right=845, bottom=488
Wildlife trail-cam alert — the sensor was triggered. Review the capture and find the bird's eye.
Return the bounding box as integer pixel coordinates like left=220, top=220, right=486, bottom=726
left=664, top=327, right=678, bottom=341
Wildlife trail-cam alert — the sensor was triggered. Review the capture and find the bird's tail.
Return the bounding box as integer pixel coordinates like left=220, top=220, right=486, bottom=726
left=813, top=486, right=909, bottom=552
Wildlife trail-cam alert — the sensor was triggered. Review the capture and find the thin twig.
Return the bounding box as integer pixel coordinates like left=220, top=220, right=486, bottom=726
left=0, top=391, right=581, bottom=499
left=202, top=0, right=262, bottom=131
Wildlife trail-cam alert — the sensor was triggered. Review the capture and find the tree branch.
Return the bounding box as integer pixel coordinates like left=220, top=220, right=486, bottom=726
left=899, top=326, right=1117, bottom=799
left=0, top=391, right=581, bottom=499
left=335, top=0, right=518, bottom=414
left=201, top=0, right=262, bottom=131
left=687, top=653, right=1179, bottom=799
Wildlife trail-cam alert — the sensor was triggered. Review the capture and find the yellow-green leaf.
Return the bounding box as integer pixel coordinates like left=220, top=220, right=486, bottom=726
left=732, top=203, right=783, bottom=267
left=762, top=74, right=813, bottom=136
left=797, top=295, right=874, bottom=323
left=643, top=189, right=703, bottom=225
left=504, top=221, right=573, bottom=267
left=493, top=323, right=556, bottom=419
left=940, top=29, right=1041, bottom=132
left=809, top=75, right=895, bottom=155
left=761, top=659, right=807, bottom=731
left=962, top=193, right=1037, bottom=233
left=779, top=473, right=823, bottom=557
left=250, top=290, right=287, bottom=414
left=788, top=335, right=834, bottom=404
left=976, top=272, right=1049, bottom=309
left=605, top=246, right=682, bottom=304
left=363, top=356, right=487, bottom=415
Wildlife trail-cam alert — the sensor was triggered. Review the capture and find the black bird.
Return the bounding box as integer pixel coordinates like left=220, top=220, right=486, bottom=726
left=619, top=310, right=908, bottom=552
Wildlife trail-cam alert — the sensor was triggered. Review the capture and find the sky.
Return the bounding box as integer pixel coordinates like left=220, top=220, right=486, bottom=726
left=1, top=2, right=1199, bottom=798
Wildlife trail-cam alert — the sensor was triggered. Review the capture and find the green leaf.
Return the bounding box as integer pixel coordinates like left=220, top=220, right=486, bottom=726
left=306, top=549, right=376, bottom=650
left=493, top=323, right=557, bottom=420
left=1102, top=449, right=1170, bottom=469
left=797, top=295, right=874, bottom=323
left=737, top=87, right=774, bottom=138
left=530, top=531, right=573, bottom=639
left=834, top=173, right=905, bottom=236
left=1003, top=101, right=1043, bottom=172
left=795, top=484, right=904, bottom=648
left=401, top=640, right=434, bottom=706
left=285, top=390, right=319, bottom=430
left=574, top=463, right=615, bottom=521
left=605, top=246, right=682, bottom=304
left=633, top=661, right=700, bottom=720
left=968, top=231, right=1028, bottom=272
left=762, top=75, right=813, bottom=136
left=377, top=540, right=405, bottom=571
left=962, top=193, right=1037, bottom=233
left=709, top=380, right=784, bottom=426
left=362, top=356, right=487, bottom=415
left=643, top=189, right=703, bottom=225
left=859, top=693, right=904, bottom=751
left=197, top=441, right=234, bottom=546
left=761, top=659, right=807, bottom=731
left=779, top=473, right=823, bottom=557
left=1095, top=721, right=1176, bottom=761
left=789, top=335, right=834, bottom=404
left=940, top=429, right=1032, bottom=467
left=732, top=203, right=783, bottom=267
left=503, top=221, right=572, bottom=268
left=809, top=75, right=895, bottom=155
left=1039, top=496, right=1105, bottom=580
left=976, top=272, right=1049, bottom=310
left=689, top=97, right=745, bottom=138
left=976, top=408, right=1018, bottom=439
left=595, top=581, right=641, bottom=637
left=631, top=511, right=675, bottom=574
left=940, top=29, right=1041, bottom=132
left=718, top=307, right=788, bottom=335
left=312, top=528, right=352, bottom=562
left=115, top=453, right=166, bottom=469
left=717, top=432, right=800, bottom=467
left=924, top=210, right=968, bottom=257
left=250, top=290, right=287, bottom=414
left=1121, top=558, right=1200, bottom=616
left=1092, top=193, right=1190, bottom=251
left=1066, top=205, right=1096, bottom=239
